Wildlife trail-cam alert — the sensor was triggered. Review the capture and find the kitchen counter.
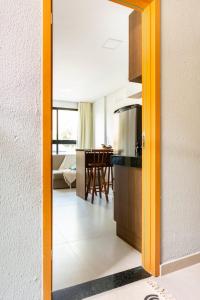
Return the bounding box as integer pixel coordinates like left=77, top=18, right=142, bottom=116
left=111, top=155, right=142, bottom=168
left=112, top=155, right=142, bottom=252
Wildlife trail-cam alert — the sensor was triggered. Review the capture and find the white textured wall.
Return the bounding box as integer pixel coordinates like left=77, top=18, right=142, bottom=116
left=161, top=0, right=200, bottom=263
left=2, top=0, right=200, bottom=295
left=0, top=0, right=42, bottom=299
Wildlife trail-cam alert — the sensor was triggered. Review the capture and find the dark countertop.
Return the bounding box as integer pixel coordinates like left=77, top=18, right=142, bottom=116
left=111, top=155, right=142, bottom=168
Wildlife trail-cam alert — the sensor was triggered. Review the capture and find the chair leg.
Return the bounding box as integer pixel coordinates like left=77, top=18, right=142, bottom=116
left=94, top=170, right=97, bottom=196
left=92, top=167, right=96, bottom=204
left=86, top=168, right=91, bottom=200
left=98, top=168, right=102, bottom=199
left=107, top=167, right=110, bottom=195
left=100, top=167, right=109, bottom=202
left=111, top=166, right=114, bottom=190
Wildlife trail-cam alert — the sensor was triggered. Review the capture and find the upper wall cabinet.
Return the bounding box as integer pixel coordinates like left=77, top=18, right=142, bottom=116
left=129, top=10, right=142, bottom=83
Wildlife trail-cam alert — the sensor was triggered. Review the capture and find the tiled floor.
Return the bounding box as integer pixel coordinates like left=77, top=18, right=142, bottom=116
left=85, top=263, right=200, bottom=299
left=155, top=263, right=200, bottom=300
left=84, top=278, right=156, bottom=300
left=53, top=189, right=141, bottom=291
left=53, top=189, right=200, bottom=299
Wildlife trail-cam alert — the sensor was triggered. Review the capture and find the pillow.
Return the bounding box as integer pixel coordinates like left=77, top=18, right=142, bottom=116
left=69, top=164, right=76, bottom=171
left=59, top=155, right=76, bottom=170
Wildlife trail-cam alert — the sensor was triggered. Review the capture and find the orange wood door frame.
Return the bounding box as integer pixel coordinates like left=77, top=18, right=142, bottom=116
left=111, top=0, right=161, bottom=276
left=43, top=0, right=52, bottom=299
left=109, top=0, right=152, bottom=11
left=43, top=0, right=160, bottom=298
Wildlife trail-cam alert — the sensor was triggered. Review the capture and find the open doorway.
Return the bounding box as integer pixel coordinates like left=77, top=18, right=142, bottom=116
left=52, top=0, right=144, bottom=292
left=43, top=0, right=160, bottom=298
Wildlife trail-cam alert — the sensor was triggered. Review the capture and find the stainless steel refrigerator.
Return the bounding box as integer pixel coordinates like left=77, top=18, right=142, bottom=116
left=113, top=104, right=142, bottom=157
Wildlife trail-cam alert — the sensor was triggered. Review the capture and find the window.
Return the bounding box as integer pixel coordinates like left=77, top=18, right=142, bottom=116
left=52, top=107, right=78, bottom=154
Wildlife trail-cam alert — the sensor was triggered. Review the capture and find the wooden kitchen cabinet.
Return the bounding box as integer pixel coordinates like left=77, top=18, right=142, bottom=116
left=114, top=165, right=142, bottom=252
left=129, top=10, right=142, bottom=83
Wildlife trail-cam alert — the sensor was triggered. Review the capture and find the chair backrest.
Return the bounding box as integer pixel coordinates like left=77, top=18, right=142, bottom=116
left=85, top=149, right=113, bottom=167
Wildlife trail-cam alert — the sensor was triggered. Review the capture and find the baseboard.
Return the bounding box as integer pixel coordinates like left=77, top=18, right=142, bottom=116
left=160, top=251, right=200, bottom=275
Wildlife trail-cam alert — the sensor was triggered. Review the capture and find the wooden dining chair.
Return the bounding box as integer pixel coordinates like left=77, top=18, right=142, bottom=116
left=85, top=150, right=111, bottom=203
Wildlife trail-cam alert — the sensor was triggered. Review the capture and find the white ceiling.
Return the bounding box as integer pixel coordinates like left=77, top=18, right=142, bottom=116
left=53, top=0, right=133, bottom=102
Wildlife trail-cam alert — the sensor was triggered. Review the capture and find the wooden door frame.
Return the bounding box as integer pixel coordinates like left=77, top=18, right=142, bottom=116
left=111, top=0, right=160, bottom=277
left=42, top=0, right=160, bottom=298
left=43, top=0, right=52, bottom=299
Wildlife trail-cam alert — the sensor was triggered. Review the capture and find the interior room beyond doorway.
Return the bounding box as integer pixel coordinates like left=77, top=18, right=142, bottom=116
left=52, top=0, right=143, bottom=292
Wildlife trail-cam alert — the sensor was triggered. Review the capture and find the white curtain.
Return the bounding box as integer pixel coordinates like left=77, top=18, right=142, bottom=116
left=77, top=102, right=93, bottom=149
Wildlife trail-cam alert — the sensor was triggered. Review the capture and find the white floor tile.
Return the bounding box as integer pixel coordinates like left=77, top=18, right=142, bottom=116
left=53, top=244, right=97, bottom=290
left=155, top=263, right=200, bottom=300
left=53, top=225, right=66, bottom=246
left=69, top=235, right=141, bottom=278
